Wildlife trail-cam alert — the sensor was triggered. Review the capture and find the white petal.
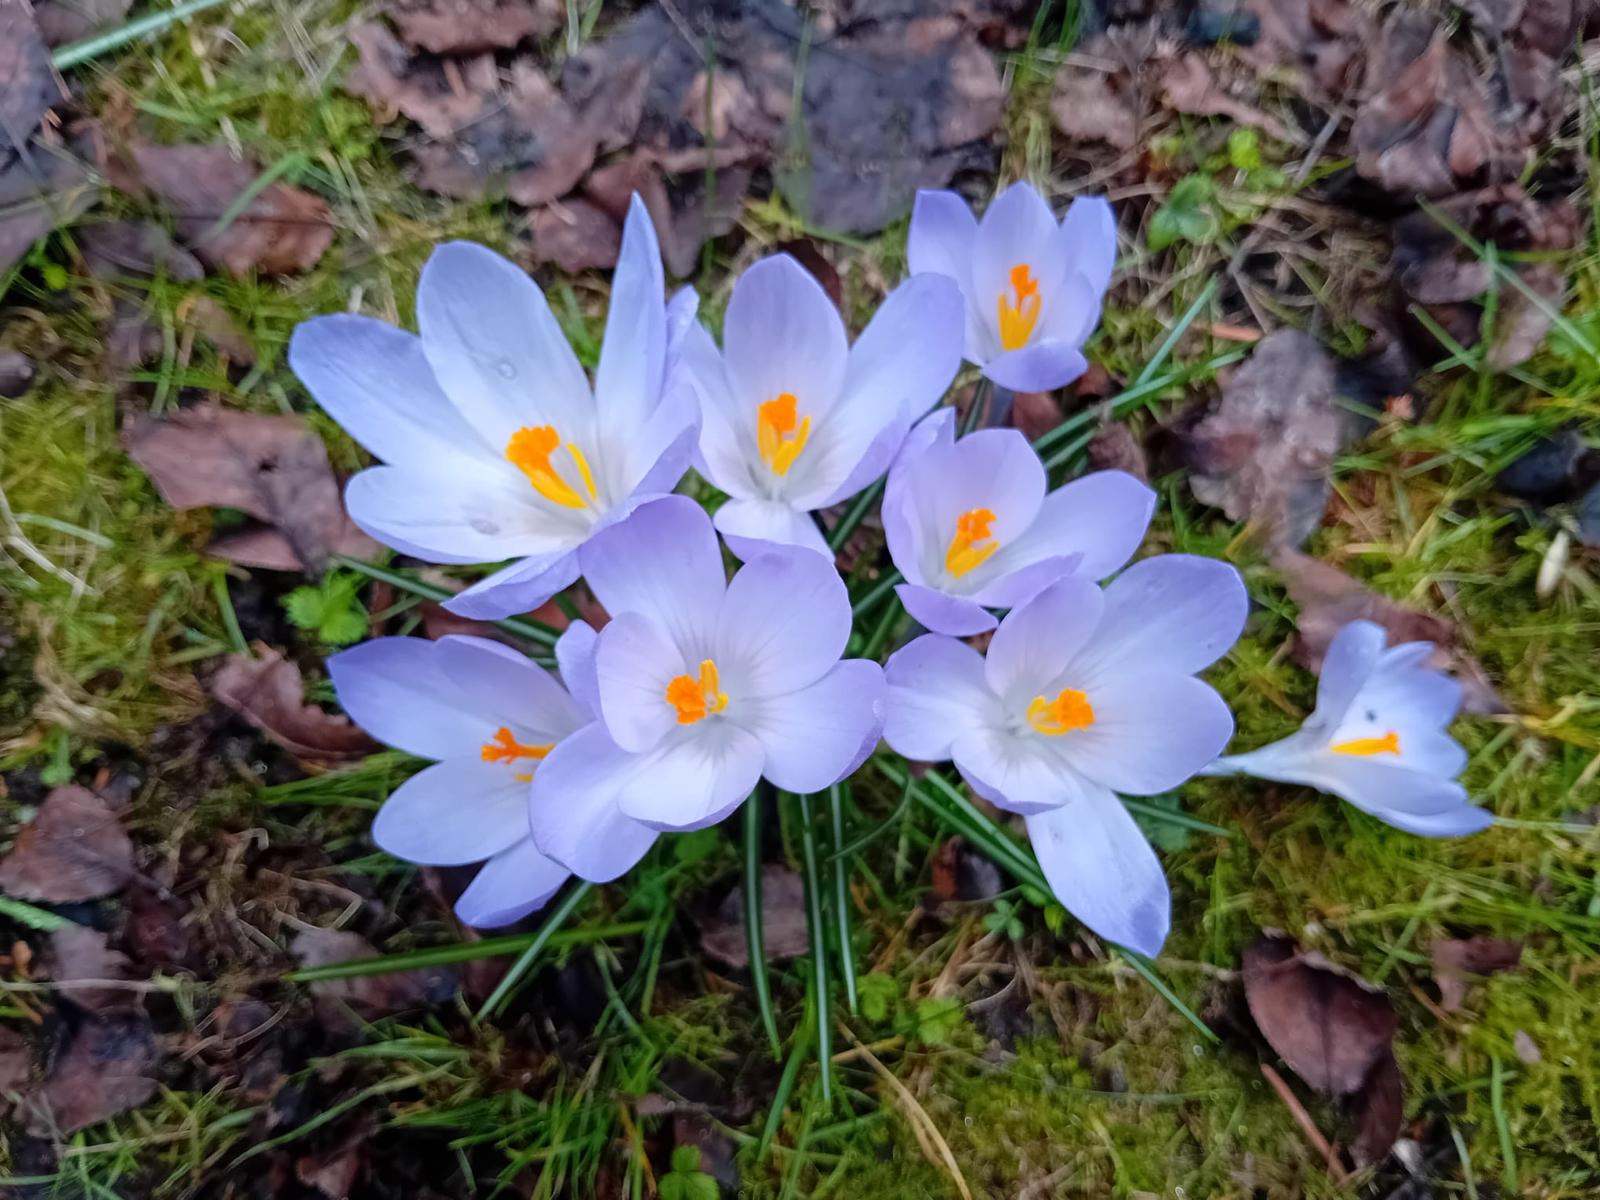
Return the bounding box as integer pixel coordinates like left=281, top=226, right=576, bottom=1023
left=682, top=321, right=761, bottom=499
left=989, top=470, right=1154, bottom=584
left=723, top=254, right=849, bottom=424
left=954, top=727, right=1084, bottom=815
left=741, top=660, right=885, bottom=794
left=983, top=576, right=1105, bottom=707
left=1072, top=554, right=1248, bottom=684
left=714, top=497, right=831, bottom=560
left=615, top=720, right=765, bottom=831
left=716, top=546, right=850, bottom=697
left=594, top=195, right=666, bottom=435
left=1062, top=671, right=1235, bottom=795
left=883, top=634, right=994, bottom=762
left=972, top=182, right=1064, bottom=354
left=555, top=620, right=602, bottom=720
left=530, top=723, right=661, bottom=881
left=595, top=611, right=685, bottom=753
left=373, top=759, right=532, bottom=866
left=328, top=637, right=485, bottom=761
left=1310, top=619, right=1389, bottom=727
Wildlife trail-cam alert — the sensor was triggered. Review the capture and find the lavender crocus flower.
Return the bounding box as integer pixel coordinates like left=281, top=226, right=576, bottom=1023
left=884, top=408, right=1155, bottom=635
left=883, top=559, right=1246, bottom=955
left=1204, top=620, right=1492, bottom=837
left=328, top=635, right=657, bottom=927
left=679, top=253, right=964, bottom=558
left=527, top=496, right=885, bottom=851
left=908, top=181, right=1116, bottom=393
left=290, top=195, right=699, bottom=621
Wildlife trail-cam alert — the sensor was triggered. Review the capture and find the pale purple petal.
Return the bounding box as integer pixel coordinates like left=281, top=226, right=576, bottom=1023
left=953, top=728, right=1084, bottom=815
left=717, top=546, right=850, bottom=696
left=416, top=241, right=592, bottom=447
left=883, top=634, right=993, bottom=762
left=579, top=496, right=725, bottom=654
left=1025, top=787, right=1170, bottom=956
left=443, top=549, right=580, bottom=620
left=431, top=635, right=586, bottom=740
left=454, top=838, right=570, bottom=928
left=714, top=497, right=831, bottom=559
left=530, top=723, right=661, bottom=880
left=896, top=583, right=996, bottom=636
left=965, top=554, right=1082, bottom=610
left=1058, top=195, right=1117, bottom=297
left=1072, top=554, right=1247, bottom=683
left=901, top=429, right=1048, bottom=580
left=683, top=321, right=761, bottom=499
left=1378, top=804, right=1494, bottom=838
left=973, top=182, right=1063, bottom=354
left=289, top=315, right=489, bottom=472
left=373, top=759, right=531, bottom=865
left=882, top=408, right=958, bottom=589
left=991, top=470, right=1155, bottom=583
left=328, top=637, right=485, bottom=760
left=984, top=576, right=1105, bottom=704
left=1065, top=671, right=1234, bottom=795
left=614, top=382, right=699, bottom=500
left=346, top=466, right=577, bottom=566
left=555, top=620, right=601, bottom=720
left=1034, top=273, right=1101, bottom=349
left=1311, top=619, right=1388, bottom=725
left=907, top=190, right=988, bottom=365
left=981, top=341, right=1089, bottom=392
left=594, top=195, right=666, bottom=434
left=724, top=254, right=848, bottom=423
left=616, top=721, right=765, bottom=831
left=1217, top=745, right=1470, bottom=818
left=595, top=611, right=684, bottom=753
left=791, top=408, right=913, bottom=512
left=742, top=659, right=885, bottom=793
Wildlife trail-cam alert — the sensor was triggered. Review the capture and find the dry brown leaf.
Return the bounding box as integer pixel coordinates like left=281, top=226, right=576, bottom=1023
left=528, top=196, right=623, bottom=272
left=0, top=785, right=134, bottom=904
left=1009, top=389, right=1064, bottom=442
left=118, top=141, right=334, bottom=276
left=585, top=151, right=750, bottom=277
left=388, top=0, right=559, bottom=54
left=697, top=865, right=810, bottom=969
left=1087, top=422, right=1149, bottom=482
left=0, top=145, right=97, bottom=276
left=77, top=219, right=205, bottom=282
left=1160, top=53, right=1292, bottom=142
left=1049, top=60, right=1138, bottom=151
left=1431, top=936, right=1523, bottom=1012
left=0, top=1, right=57, bottom=147
left=208, top=646, right=378, bottom=768
left=32, top=0, right=133, bottom=46
left=292, top=927, right=456, bottom=1016
left=24, top=1012, right=160, bottom=1135
left=123, top=402, right=374, bottom=573
left=1352, top=1049, right=1404, bottom=1165
left=1241, top=0, right=1371, bottom=99
left=49, top=925, right=137, bottom=1016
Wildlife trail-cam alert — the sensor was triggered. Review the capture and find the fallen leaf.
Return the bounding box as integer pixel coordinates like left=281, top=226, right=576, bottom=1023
left=0, top=785, right=134, bottom=904
left=931, top=836, right=1004, bottom=901
left=585, top=150, right=750, bottom=277
left=0, top=144, right=98, bottom=276
left=1050, top=54, right=1139, bottom=151
left=48, top=925, right=137, bottom=1016
left=1431, top=936, right=1522, bottom=1012
left=1240, top=0, right=1371, bottom=99
left=24, top=1011, right=159, bottom=1134
left=179, top=294, right=257, bottom=365
left=1243, top=933, right=1396, bottom=1095
left=387, top=0, right=559, bottom=54
left=1273, top=548, right=1508, bottom=715
left=1086, top=422, right=1149, bottom=482
left=0, top=348, right=34, bottom=397
left=292, top=927, right=456, bottom=1016
left=0, top=1025, right=30, bottom=1093
left=773, top=238, right=842, bottom=309
left=31, top=0, right=133, bottom=46
left=345, top=22, right=492, bottom=137
left=697, top=865, right=810, bottom=969
left=117, top=141, right=334, bottom=276
left=1184, top=329, right=1358, bottom=548
left=529, top=197, right=623, bottom=272
left=1160, top=53, right=1292, bottom=142
left=1351, top=1049, right=1403, bottom=1165
left=208, top=646, right=378, bottom=768
left=123, top=402, right=374, bottom=573
left=1009, top=389, right=1064, bottom=442
left=125, top=883, right=193, bottom=971
left=76, top=219, right=205, bottom=282
left=0, top=2, right=57, bottom=149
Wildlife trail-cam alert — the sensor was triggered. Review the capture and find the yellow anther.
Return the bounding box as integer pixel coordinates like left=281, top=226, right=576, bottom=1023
left=480, top=726, right=554, bottom=768
left=1330, top=730, right=1401, bottom=757
left=1026, top=688, right=1095, bottom=736
left=665, top=659, right=729, bottom=725
left=506, top=425, right=598, bottom=509
left=945, top=506, right=1000, bottom=577
left=757, top=392, right=811, bottom=476
left=996, top=263, right=1042, bottom=351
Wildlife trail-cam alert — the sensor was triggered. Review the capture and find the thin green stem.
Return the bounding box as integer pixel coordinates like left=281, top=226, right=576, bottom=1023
left=745, top=796, right=783, bottom=1058
left=1491, top=1055, right=1518, bottom=1192
left=797, top=793, right=832, bottom=1104
left=828, top=783, right=858, bottom=1015
left=827, top=773, right=913, bottom=861
left=858, top=592, right=904, bottom=660
left=849, top=570, right=902, bottom=620
left=759, top=996, right=815, bottom=1156
left=52, top=0, right=245, bottom=68
left=1133, top=277, right=1219, bottom=388
left=476, top=881, right=593, bottom=1019
left=333, top=554, right=561, bottom=647
left=827, top=480, right=884, bottom=552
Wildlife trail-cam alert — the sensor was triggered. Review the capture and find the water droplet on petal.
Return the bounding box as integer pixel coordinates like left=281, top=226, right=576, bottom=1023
left=469, top=516, right=499, bottom=535
left=495, top=359, right=517, bottom=380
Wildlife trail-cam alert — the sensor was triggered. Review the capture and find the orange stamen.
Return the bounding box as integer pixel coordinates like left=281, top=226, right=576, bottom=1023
left=1330, top=730, right=1401, bottom=757
left=757, top=392, right=811, bottom=476
left=505, top=425, right=598, bottom=509
left=996, top=263, right=1042, bottom=351
left=1027, top=688, right=1095, bottom=736
left=945, top=506, right=1000, bottom=577
left=480, top=726, right=554, bottom=767
left=665, top=659, right=729, bottom=725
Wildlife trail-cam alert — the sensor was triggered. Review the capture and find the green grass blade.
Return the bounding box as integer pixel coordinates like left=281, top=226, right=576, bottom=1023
left=759, top=995, right=815, bottom=1156
left=1119, top=797, right=1234, bottom=839
left=797, top=792, right=832, bottom=1103
left=332, top=554, right=561, bottom=647
left=52, top=0, right=245, bottom=69
left=828, top=782, right=858, bottom=1014
left=1117, top=949, right=1218, bottom=1044
left=745, top=796, right=783, bottom=1058
left=1133, top=276, right=1219, bottom=388
left=478, top=881, right=594, bottom=1019
left=827, top=478, right=884, bottom=551
left=0, top=896, right=74, bottom=931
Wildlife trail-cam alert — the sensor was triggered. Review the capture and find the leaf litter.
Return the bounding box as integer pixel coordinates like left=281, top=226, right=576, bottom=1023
left=0, top=785, right=134, bottom=904
left=207, top=646, right=379, bottom=768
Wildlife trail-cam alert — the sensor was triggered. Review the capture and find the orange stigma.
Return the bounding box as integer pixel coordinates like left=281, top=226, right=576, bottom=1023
left=757, top=392, right=811, bottom=476
left=1027, top=688, right=1095, bottom=736
left=506, top=425, right=598, bottom=509
left=1330, top=730, right=1401, bottom=757
left=480, top=726, right=553, bottom=782
left=996, top=263, right=1042, bottom=351
left=945, top=507, right=1000, bottom=577
left=665, top=660, right=729, bottom=725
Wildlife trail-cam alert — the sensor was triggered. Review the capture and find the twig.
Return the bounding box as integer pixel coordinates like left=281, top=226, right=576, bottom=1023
left=1259, top=1062, right=1351, bottom=1184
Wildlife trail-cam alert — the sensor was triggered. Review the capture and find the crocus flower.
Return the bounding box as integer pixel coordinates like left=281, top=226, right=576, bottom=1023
left=328, top=635, right=657, bottom=927
left=882, top=558, right=1246, bottom=955
left=290, top=195, right=699, bottom=620
left=908, top=181, right=1116, bottom=392
left=1204, top=620, right=1492, bottom=836
left=526, top=495, right=885, bottom=846
left=679, top=253, right=964, bottom=557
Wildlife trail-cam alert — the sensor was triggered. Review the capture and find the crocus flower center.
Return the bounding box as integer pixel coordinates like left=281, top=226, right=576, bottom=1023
left=1330, top=730, right=1401, bottom=757
left=480, top=726, right=553, bottom=783
left=505, top=425, right=599, bottom=510
left=945, top=507, right=1000, bottom=577
left=1027, top=688, right=1095, bottom=736
left=665, top=659, right=729, bottom=725
left=996, top=263, right=1041, bottom=351
left=757, top=392, right=811, bottom=476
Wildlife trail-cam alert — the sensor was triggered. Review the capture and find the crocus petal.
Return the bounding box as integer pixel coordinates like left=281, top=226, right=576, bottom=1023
left=1025, top=787, right=1170, bottom=957
left=991, top=470, right=1155, bottom=583
left=443, top=549, right=581, bottom=620
left=613, top=381, right=699, bottom=501
left=555, top=620, right=601, bottom=720
left=954, top=727, right=1083, bottom=815
left=454, top=838, right=570, bottom=928
left=714, top=497, right=831, bottom=559
left=594, top=195, right=666, bottom=435
left=965, top=554, right=1082, bottom=610
left=906, top=189, right=986, bottom=361
left=896, top=583, right=997, bottom=636
left=529, top=724, right=661, bottom=881
left=372, top=759, right=532, bottom=865
left=431, top=635, right=586, bottom=739
left=1072, top=554, right=1248, bottom=682
left=1058, top=195, right=1117, bottom=297
left=981, top=341, right=1089, bottom=392
left=983, top=576, right=1105, bottom=704
left=595, top=611, right=685, bottom=753
left=904, top=428, right=1048, bottom=574
left=346, top=465, right=578, bottom=566
left=973, top=182, right=1064, bottom=353
left=723, top=254, right=848, bottom=424
left=579, top=495, right=725, bottom=655
left=1377, top=804, right=1494, bottom=838
left=742, top=659, right=884, bottom=793
left=416, top=241, right=592, bottom=447
left=883, top=634, right=993, bottom=762
left=1066, top=671, right=1235, bottom=795
left=683, top=322, right=761, bottom=499
left=289, top=315, right=489, bottom=473
left=615, top=720, right=765, bottom=831
left=1034, top=273, right=1101, bottom=349
left=717, top=546, right=850, bottom=697
left=328, top=637, right=486, bottom=760
left=882, top=408, right=958, bottom=588
left=1311, top=619, right=1389, bottom=725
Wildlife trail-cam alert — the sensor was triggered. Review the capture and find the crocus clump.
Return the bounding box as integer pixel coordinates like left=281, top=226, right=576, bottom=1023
left=1205, top=619, right=1492, bottom=836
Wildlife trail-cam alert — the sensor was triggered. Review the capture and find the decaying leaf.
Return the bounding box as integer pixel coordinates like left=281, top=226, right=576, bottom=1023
left=123, top=402, right=375, bottom=573
left=116, top=141, right=334, bottom=276
left=0, top=1, right=58, bottom=148
left=931, top=837, right=1004, bottom=901
left=1185, top=330, right=1358, bottom=548
left=49, top=925, right=137, bottom=1016
left=0, top=785, right=134, bottom=904
left=387, top=0, right=560, bottom=55
left=0, top=1025, right=30, bottom=1094
left=24, top=1011, right=160, bottom=1134
left=1086, top=422, right=1150, bottom=482
left=1351, top=1048, right=1404, bottom=1166
left=585, top=150, right=751, bottom=277
left=697, top=865, right=810, bottom=969
left=1050, top=52, right=1139, bottom=152
left=292, top=927, right=456, bottom=1016
left=0, top=145, right=98, bottom=276
left=1273, top=548, right=1507, bottom=715
left=77, top=219, right=205, bottom=282
left=1160, top=53, right=1291, bottom=142
left=32, top=0, right=134, bottom=47
left=1240, top=0, right=1371, bottom=99
left=208, top=646, right=378, bottom=768
left=529, top=197, right=625, bottom=272
left=1431, top=936, right=1523, bottom=1012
